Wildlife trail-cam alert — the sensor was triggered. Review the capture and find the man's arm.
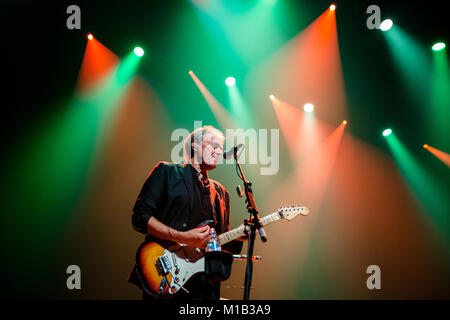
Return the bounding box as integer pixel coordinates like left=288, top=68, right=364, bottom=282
left=132, top=162, right=167, bottom=234
left=132, top=162, right=212, bottom=248
left=146, top=216, right=211, bottom=249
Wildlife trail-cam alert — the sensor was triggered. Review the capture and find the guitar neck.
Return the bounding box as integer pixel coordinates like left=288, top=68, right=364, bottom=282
left=218, top=211, right=282, bottom=245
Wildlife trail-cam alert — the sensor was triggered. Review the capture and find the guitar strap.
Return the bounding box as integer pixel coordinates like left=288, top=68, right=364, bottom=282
left=209, top=182, right=218, bottom=226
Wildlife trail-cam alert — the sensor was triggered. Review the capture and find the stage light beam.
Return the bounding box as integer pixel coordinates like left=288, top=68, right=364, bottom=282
left=189, top=70, right=236, bottom=129
left=423, top=144, right=450, bottom=167
left=432, top=42, right=446, bottom=51
left=383, top=128, right=392, bottom=137
left=225, top=77, right=236, bottom=87
left=330, top=4, right=336, bottom=11
left=303, top=103, right=314, bottom=112
left=380, top=19, right=393, bottom=31
left=269, top=94, right=275, bottom=100
left=87, top=33, right=93, bottom=40
left=133, top=47, right=144, bottom=57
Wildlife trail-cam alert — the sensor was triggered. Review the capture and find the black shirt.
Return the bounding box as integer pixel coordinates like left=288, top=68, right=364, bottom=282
left=188, top=164, right=217, bottom=230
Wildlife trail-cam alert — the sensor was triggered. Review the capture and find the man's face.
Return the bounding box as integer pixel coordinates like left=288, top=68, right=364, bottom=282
left=198, top=131, right=224, bottom=170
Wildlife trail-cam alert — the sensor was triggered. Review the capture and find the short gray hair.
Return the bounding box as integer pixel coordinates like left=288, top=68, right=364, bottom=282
left=183, top=125, right=225, bottom=161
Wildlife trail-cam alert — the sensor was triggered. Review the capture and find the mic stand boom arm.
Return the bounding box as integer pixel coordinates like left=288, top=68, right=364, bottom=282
left=233, top=146, right=267, bottom=300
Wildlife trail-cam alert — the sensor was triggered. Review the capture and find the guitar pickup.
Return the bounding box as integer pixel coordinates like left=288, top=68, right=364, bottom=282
left=156, top=255, right=172, bottom=275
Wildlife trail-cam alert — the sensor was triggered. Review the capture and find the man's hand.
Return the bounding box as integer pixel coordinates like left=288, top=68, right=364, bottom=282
left=180, top=225, right=211, bottom=249
left=235, top=224, right=260, bottom=241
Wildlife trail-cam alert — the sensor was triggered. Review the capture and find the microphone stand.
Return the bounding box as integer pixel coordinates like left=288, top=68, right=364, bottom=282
left=233, top=146, right=267, bottom=300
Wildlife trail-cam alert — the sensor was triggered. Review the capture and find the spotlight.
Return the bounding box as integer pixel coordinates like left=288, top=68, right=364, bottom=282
left=134, top=46, right=144, bottom=57
left=330, top=4, right=336, bottom=11
left=269, top=94, right=275, bottom=100
left=382, top=128, right=392, bottom=137
left=343, top=120, right=348, bottom=125
left=432, top=42, right=446, bottom=51
left=303, top=103, right=314, bottom=112
left=225, top=77, right=236, bottom=87
left=423, top=144, right=428, bottom=149
left=380, top=19, right=393, bottom=31
left=87, top=33, right=93, bottom=40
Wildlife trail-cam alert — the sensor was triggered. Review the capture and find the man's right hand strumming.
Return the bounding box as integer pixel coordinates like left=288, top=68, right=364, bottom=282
left=147, top=216, right=212, bottom=249
left=179, top=225, right=211, bottom=249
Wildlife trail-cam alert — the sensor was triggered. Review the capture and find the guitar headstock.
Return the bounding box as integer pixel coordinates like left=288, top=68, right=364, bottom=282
left=278, top=205, right=310, bottom=220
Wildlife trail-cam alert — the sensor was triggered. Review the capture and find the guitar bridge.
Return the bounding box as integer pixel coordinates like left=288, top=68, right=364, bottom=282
left=156, top=255, right=172, bottom=276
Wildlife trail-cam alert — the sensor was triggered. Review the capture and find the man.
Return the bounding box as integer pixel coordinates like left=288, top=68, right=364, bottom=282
left=128, top=125, right=244, bottom=300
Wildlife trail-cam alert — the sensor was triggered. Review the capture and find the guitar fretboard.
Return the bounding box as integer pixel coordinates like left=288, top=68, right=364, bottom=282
left=218, top=211, right=282, bottom=245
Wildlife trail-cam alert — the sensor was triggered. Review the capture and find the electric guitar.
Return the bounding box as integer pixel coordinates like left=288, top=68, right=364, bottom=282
left=135, top=205, right=309, bottom=298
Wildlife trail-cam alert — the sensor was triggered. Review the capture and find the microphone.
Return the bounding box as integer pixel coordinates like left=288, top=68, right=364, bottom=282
left=223, top=144, right=244, bottom=159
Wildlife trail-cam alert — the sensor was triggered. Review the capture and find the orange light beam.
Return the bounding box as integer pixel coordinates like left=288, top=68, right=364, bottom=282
left=295, top=121, right=346, bottom=207
left=270, top=96, right=305, bottom=162
left=423, top=144, right=450, bottom=167
left=259, top=121, right=346, bottom=297
left=76, top=37, right=120, bottom=94
left=247, top=7, right=347, bottom=127
left=188, top=70, right=236, bottom=130
left=271, top=96, right=341, bottom=167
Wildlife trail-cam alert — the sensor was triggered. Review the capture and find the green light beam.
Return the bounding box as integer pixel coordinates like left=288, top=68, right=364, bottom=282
left=383, top=25, right=432, bottom=106
left=2, top=50, right=143, bottom=292
left=227, top=83, right=254, bottom=128
left=428, top=49, right=450, bottom=148
left=385, top=133, right=449, bottom=245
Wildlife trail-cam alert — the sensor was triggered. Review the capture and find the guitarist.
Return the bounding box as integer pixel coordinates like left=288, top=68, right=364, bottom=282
left=128, top=125, right=245, bottom=300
